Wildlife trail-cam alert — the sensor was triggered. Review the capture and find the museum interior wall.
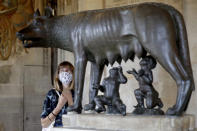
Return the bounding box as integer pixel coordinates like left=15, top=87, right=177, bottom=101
left=0, top=0, right=196, bottom=131
left=0, top=0, right=52, bottom=131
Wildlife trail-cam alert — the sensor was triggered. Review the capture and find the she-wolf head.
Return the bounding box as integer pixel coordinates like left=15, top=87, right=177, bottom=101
left=16, top=7, right=53, bottom=48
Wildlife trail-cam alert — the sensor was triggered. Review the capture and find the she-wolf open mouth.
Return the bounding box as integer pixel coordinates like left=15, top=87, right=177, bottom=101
left=16, top=33, right=42, bottom=47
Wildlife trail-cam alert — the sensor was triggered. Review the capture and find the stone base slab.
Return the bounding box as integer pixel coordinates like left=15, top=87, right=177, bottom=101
left=52, top=127, right=96, bottom=131
left=59, top=113, right=195, bottom=131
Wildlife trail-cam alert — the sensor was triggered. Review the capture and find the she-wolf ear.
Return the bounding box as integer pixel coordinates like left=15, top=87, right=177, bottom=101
left=34, top=9, right=41, bottom=18
left=45, top=6, right=53, bottom=18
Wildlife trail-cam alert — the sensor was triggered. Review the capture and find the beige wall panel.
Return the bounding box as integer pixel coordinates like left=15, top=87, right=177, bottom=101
left=105, top=0, right=183, bottom=12
left=78, top=0, right=104, bottom=11
left=184, top=0, right=197, bottom=127
left=57, top=0, right=78, bottom=15
left=105, top=0, right=130, bottom=8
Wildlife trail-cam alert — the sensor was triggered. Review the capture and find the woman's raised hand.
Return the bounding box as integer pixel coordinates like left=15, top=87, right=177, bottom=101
left=53, top=94, right=68, bottom=115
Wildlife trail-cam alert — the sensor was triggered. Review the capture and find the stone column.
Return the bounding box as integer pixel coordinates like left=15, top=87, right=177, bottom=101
left=104, top=0, right=183, bottom=12
left=57, top=0, right=78, bottom=66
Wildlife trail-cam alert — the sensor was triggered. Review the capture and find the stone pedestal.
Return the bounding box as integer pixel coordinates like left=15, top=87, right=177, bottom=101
left=51, top=114, right=196, bottom=131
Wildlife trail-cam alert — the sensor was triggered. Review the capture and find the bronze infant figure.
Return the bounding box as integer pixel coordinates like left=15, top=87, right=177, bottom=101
left=16, top=2, right=195, bottom=115
left=128, top=56, right=164, bottom=115
left=93, top=66, right=127, bottom=116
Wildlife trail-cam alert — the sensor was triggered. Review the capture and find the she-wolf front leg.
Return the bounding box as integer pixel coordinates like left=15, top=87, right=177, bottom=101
left=67, top=55, right=87, bottom=113
left=84, top=62, right=104, bottom=111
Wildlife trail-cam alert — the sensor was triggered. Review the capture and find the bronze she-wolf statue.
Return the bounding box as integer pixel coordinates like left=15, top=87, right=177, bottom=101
left=16, top=2, right=195, bottom=115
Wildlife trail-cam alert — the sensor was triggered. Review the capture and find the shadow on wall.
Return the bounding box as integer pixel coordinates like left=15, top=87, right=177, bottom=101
left=0, top=122, right=4, bottom=131
left=0, top=65, right=12, bottom=83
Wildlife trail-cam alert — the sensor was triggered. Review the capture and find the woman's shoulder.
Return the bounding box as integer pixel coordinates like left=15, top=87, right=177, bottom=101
left=46, top=89, right=57, bottom=97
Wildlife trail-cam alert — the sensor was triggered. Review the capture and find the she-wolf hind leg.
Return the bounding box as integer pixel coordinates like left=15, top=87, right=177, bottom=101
left=148, top=43, right=192, bottom=115
left=166, top=55, right=193, bottom=115
left=84, top=62, right=104, bottom=111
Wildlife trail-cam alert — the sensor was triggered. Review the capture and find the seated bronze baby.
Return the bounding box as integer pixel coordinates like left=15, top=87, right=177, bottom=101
left=93, top=66, right=127, bottom=116
left=127, top=56, right=164, bottom=115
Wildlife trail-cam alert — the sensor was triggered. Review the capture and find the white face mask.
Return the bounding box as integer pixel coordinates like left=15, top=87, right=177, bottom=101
left=59, top=72, right=73, bottom=86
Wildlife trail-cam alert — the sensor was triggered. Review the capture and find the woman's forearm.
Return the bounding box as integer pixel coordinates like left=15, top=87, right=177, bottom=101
left=41, top=109, right=59, bottom=128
